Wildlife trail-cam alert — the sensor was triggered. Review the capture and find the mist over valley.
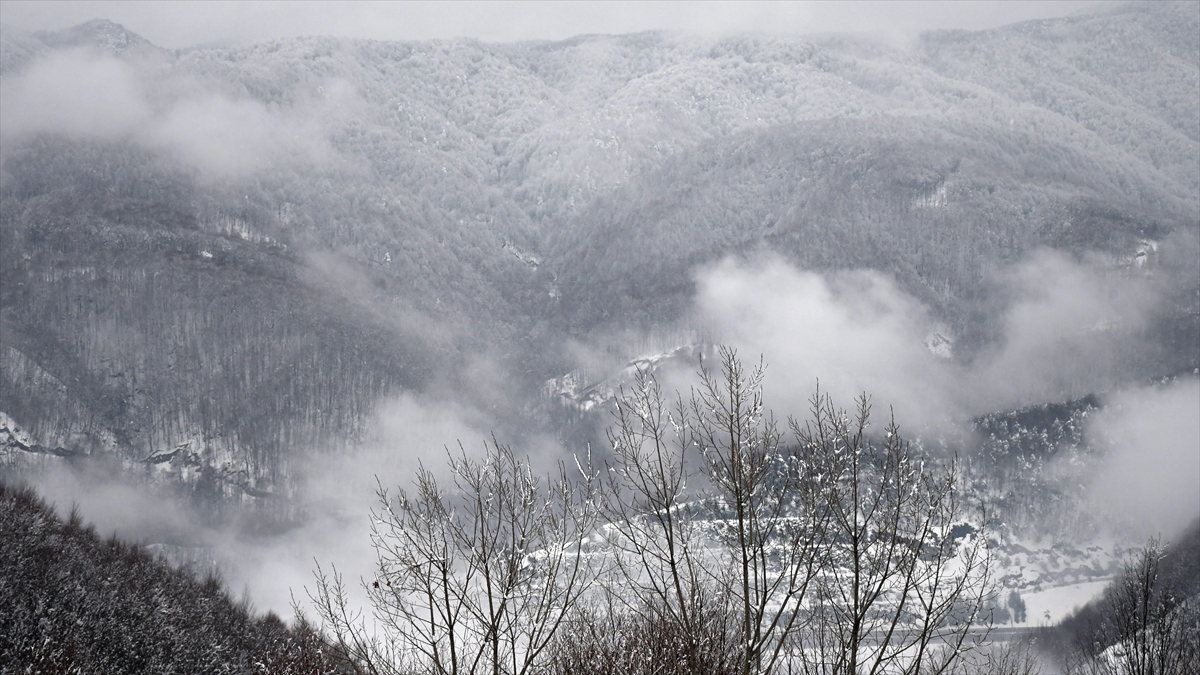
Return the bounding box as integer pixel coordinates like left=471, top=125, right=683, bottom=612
left=1, top=3, right=1197, bottom=672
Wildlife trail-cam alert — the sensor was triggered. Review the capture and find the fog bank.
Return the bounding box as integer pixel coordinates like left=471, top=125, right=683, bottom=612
left=692, top=251, right=1157, bottom=429
left=1089, top=378, right=1200, bottom=539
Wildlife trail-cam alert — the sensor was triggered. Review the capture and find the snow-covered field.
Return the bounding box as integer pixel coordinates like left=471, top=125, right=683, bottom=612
left=1015, top=579, right=1111, bottom=627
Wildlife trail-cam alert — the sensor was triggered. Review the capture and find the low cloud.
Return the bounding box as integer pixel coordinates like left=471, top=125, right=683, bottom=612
left=21, top=462, right=199, bottom=545
left=148, top=95, right=333, bottom=178
left=0, top=50, right=150, bottom=142
left=692, top=250, right=1157, bottom=429
left=1088, top=378, right=1200, bottom=539
left=223, top=392, right=492, bottom=616
left=226, top=386, right=568, bottom=617
left=19, top=391, right=497, bottom=618
left=0, top=1, right=1105, bottom=50
left=2, top=49, right=341, bottom=179
left=689, top=251, right=1188, bottom=543
left=694, top=257, right=953, bottom=427
left=969, top=250, right=1156, bottom=412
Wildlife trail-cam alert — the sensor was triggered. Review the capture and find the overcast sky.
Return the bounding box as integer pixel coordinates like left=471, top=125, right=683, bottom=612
left=2, top=1, right=1109, bottom=48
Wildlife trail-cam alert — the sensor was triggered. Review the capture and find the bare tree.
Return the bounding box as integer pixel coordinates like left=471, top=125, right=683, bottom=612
left=548, top=586, right=740, bottom=675
left=313, top=348, right=997, bottom=675
left=1066, top=538, right=1200, bottom=675
left=310, top=439, right=600, bottom=675
left=598, top=365, right=718, bottom=674
left=686, top=348, right=834, bottom=675
left=787, top=389, right=993, bottom=675
left=596, top=348, right=989, bottom=675
left=964, top=639, right=1045, bottom=675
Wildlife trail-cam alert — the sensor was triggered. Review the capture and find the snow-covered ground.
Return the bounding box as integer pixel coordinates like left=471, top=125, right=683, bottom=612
left=1017, top=579, right=1111, bottom=627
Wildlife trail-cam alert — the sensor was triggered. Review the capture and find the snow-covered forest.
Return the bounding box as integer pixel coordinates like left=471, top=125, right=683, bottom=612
left=0, top=2, right=1197, bottom=673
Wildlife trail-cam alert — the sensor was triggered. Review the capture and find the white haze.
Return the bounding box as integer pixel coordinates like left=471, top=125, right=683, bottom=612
left=148, top=94, right=334, bottom=177
left=0, top=51, right=150, bottom=141
left=22, top=248, right=1183, bottom=619
left=203, top=387, right=563, bottom=617
left=692, top=252, right=1196, bottom=547
left=0, top=43, right=556, bottom=618
left=1, top=1, right=1107, bottom=50
left=0, top=49, right=342, bottom=179
left=1088, top=379, right=1200, bottom=540
left=971, top=251, right=1158, bottom=412
left=25, top=463, right=201, bottom=545
left=3, top=13, right=1193, bottom=624
left=693, top=250, right=1156, bottom=429
left=228, top=393, right=494, bottom=616
left=23, top=391, right=499, bottom=617
left=693, top=257, right=954, bottom=428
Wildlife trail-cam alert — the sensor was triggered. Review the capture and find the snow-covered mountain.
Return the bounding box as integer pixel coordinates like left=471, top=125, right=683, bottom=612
left=0, top=4, right=1196, bottom=545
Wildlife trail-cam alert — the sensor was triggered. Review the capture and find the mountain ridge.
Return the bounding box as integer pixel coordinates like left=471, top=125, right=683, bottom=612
left=0, top=3, right=1196, bottom=525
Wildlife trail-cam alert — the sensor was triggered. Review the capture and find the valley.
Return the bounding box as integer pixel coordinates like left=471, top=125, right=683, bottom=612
left=0, top=2, right=1197, bottom=672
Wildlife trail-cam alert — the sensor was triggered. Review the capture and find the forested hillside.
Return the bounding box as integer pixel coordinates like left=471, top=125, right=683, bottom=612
left=0, top=481, right=343, bottom=673
left=1045, top=522, right=1200, bottom=671
left=0, top=1, right=1196, bottom=530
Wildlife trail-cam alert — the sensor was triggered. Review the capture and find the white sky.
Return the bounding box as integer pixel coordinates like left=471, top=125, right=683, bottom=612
left=1, top=1, right=1109, bottom=48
